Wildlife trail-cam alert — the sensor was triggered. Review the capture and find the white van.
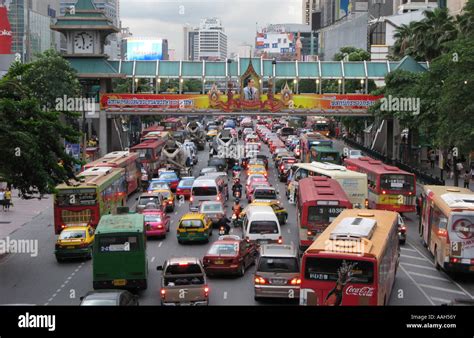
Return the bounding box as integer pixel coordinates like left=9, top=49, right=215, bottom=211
left=242, top=206, right=282, bottom=245
left=190, top=176, right=227, bottom=210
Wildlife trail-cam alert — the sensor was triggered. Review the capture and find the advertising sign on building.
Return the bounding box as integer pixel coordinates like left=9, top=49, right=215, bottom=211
left=0, top=5, right=12, bottom=54
left=126, top=39, right=164, bottom=61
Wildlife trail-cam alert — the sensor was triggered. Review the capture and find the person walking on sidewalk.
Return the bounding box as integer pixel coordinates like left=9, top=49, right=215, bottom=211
left=429, top=150, right=436, bottom=169
left=0, top=189, right=5, bottom=211
left=4, top=188, right=11, bottom=211
left=463, top=170, right=472, bottom=189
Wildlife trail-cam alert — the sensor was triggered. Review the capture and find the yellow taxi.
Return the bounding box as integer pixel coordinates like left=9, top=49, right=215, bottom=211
left=206, top=129, right=218, bottom=140
left=152, top=188, right=175, bottom=212
left=247, top=164, right=268, bottom=178
left=238, top=201, right=288, bottom=226
left=55, top=225, right=95, bottom=262
left=177, top=213, right=213, bottom=244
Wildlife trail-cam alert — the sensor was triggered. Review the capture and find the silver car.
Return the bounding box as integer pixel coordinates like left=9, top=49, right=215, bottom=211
left=254, top=244, right=300, bottom=301
left=199, top=201, right=225, bottom=227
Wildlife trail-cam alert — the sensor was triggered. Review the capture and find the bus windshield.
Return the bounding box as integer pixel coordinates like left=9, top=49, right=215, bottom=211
left=380, top=174, right=415, bottom=192
left=304, top=257, right=374, bottom=284
left=307, top=206, right=346, bottom=225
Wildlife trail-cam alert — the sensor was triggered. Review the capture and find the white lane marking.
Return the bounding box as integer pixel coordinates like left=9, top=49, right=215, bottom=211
left=400, top=263, right=437, bottom=271
left=158, top=242, right=163, bottom=248
left=287, top=229, right=291, bottom=234
left=223, top=291, right=228, bottom=300
left=398, top=264, right=435, bottom=305
left=174, top=212, right=178, bottom=215
left=56, top=289, right=61, bottom=293
left=400, top=247, right=417, bottom=252
left=52, top=293, right=57, bottom=298
left=407, top=271, right=449, bottom=281
left=151, top=256, right=155, bottom=263
left=407, top=242, right=474, bottom=299
left=418, top=284, right=466, bottom=295
left=400, top=254, right=428, bottom=261
left=431, top=297, right=451, bottom=304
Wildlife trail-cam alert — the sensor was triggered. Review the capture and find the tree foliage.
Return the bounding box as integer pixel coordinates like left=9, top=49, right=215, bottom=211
left=0, top=50, right=81, bottom=196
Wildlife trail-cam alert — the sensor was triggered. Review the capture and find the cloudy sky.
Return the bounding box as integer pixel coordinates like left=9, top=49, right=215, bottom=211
left=120, top=0, right=303, bottom=58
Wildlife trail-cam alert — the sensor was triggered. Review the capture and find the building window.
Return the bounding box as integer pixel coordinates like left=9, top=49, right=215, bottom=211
left=272, top=43, right=278, bottom=48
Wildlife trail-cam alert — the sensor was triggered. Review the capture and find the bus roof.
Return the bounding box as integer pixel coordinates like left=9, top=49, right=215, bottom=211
left=423, top=185, right=474, bottom=214
left=292, top=162, right=367, bottom=179
left=85, top=151, right=138, bottom=169
left=306, top=209, right=398, bottom=260
left=95, top=213, right=144, bottom=235
left=56, top=167, right=124, bottom=190
left=298, top=176, right=351, bottom=206
left=130, top=139, right=165, bottom=150
left=344, top=157, right=413, bottom=176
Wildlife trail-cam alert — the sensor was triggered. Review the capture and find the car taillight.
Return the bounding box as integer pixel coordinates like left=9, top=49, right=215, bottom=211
left=438, top=229, right=448, bottom=237
left=168, top=201, right=173, bottom=204
left=278, top=237, right=283, bottom=244
left=450, top=257, right=459, bottom=264
left=365, top=199, right=369, bottom=208
left=289, top=278, right=301, bottom=285
left=190, top=196, right=193, bottom=202
left=204, top=286, right=209, bottom=297
left=157, top=225, right=163, bottom=229
left=280, top=165, right=284, bottom=170
left=399, top=226, right=406, bottom=233
left=245, top=237, right=250, bottom=243
left=160, top=289, right=166, bottom=299
left=217, top=195, right=220, bottom=201
left=255, top=276, right=267, bottom=285
left=382, top=190, right=386, bottom=195
left=307, top=230, right=312, bottom=236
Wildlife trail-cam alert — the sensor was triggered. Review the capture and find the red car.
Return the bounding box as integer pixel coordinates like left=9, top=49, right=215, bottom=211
left=246, top=182, right=271, bottom=203
left=175, top=177, right=195, bottom=200
left=143, top=210, right=171, bottom=238
left=245, top=174, right=268, bottom=192
left=203, top=235, right=258, bottom=276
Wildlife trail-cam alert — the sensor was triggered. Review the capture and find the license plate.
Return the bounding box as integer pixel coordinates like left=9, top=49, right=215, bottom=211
left=271, top=279, right=286, bottom=285
left=214, top=260, right=224, bottom=265
left=67, top=246, right=75, bottom=249
left=258, top=240, right=269, bottom=245
left=113, top=279, right=127, bottom=286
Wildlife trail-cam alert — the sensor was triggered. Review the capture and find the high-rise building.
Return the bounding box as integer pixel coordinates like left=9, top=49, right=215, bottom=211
left=184, top=18, right=228, bottom=61
left=438, top=0, right=467, bottom=14
left=3, top=0, right=61, bottom=62
left=60, top=0, right=121, bottom=59
left=302, top=0, right=321, bottom=26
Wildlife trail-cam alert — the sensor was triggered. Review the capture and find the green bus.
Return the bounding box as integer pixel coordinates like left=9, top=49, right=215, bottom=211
left=310, top=146, right=341, bottom=165
left=93, top=212, right=148, bottom=290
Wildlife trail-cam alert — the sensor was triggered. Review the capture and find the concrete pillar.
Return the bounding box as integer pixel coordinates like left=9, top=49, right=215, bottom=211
left=98, top=78, right=109, bottom=156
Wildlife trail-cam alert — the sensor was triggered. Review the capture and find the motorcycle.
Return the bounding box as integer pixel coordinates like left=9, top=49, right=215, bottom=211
left=232, top=214, right=241, bottom=228
left=219, top=225, right=230, bottom=236
left=232, top=169, right=241, bottom=179
left=233, top=189, right=242, bottom=200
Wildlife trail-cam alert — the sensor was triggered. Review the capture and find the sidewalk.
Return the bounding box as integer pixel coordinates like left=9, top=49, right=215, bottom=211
left=0, top=190, right=52, bottom=241
left=422, top=165, right=473, bottom=191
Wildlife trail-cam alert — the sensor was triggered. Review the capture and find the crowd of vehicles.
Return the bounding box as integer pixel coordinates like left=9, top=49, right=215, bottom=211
left=49, top=114, right=472, bottom=306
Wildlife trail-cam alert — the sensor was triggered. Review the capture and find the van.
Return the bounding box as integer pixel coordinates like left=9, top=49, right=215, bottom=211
left=242, top=206, right=282, bottom=245
left=190, top=176, right=227, bottom=210
left=203, top=172, right=229, bottom=192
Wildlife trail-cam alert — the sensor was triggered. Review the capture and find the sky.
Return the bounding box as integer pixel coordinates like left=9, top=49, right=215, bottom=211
left=120, top=0, right=303, bottom=59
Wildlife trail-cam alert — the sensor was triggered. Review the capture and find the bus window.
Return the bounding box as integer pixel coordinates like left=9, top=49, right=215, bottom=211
left=307, top=206, right=345, bottom=224
left=380, top=174, right=415, bottom=192
left=304, top=257, right=374, bottom=284
left=98, top=235, right=139, bottom=253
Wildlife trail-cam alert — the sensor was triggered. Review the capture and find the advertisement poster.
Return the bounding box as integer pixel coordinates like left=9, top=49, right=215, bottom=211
left=127, top=39, right=163, bottom=61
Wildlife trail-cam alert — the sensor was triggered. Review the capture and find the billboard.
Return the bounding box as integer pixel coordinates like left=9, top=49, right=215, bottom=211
left=126, top=39, right=164, bottom=61
left=0, top=5, right=12, bottom=54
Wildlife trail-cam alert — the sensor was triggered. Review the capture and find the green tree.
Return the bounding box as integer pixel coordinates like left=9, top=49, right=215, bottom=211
left=0, top=51, right=82, bottom=197
left=334, top=46, right=370, bottom=61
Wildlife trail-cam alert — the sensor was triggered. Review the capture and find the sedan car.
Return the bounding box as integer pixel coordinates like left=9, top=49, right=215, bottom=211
left=246, top=174, right=268, bottom=191
left=55, top=226, right=95, bottom=262
left=80, top=290, right=138, bottom=306
left=176, top=177, right=195, bottom=201
left=143, top=210, right=171, bottom=238
left=199, top=201, right=225, bottom=227
left=203, top=235, right=258, bottom=276
left=246, top=182, right=271, bottom=203
left=147, top=180, right=171, bottom=192
left=136, top=192, right=164, bottom=213
left=157, top=171, right=180, bottom=191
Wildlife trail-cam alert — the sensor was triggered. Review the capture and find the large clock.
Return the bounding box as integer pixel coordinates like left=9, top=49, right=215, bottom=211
left=74, top=31, right=94, bottom=53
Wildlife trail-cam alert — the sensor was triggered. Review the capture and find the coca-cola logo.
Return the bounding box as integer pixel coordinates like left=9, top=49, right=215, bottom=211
left=345, top=285, right=375, bottom=297
left=0, top=29, right=12, bottom=36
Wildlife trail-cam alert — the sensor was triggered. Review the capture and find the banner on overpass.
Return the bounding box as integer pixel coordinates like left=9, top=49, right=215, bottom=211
left=100, top=93, right=381, bottom=113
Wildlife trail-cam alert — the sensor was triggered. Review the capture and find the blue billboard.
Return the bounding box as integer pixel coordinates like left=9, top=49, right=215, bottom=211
left=127, top=39, right=164, bottom=61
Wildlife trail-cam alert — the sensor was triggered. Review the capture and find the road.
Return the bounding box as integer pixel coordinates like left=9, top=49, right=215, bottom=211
left=0, top=136, right=473, bottom=306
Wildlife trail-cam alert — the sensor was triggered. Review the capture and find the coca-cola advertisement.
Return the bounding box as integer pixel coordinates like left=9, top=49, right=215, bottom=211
left=0, top=5, right=12, bottom=54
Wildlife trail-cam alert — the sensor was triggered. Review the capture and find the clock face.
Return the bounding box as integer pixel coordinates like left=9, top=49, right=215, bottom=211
left=74, top=32, right=94, bottom=53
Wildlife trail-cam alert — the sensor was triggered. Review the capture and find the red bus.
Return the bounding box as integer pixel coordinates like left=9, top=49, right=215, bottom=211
left=300, top=209, right=400, bottom=306
left=297, top=176, right=353, bottom=252
left=344, top=157, right=416, bottom=213
left=54, top=167, right=127, bottom=234
left=161, top=117, right=183, bottom=131
left=83, top=151, right=141, bottom=196
left=130, top=139, right=165, bottom=178
left=141, top=124, right=165, bottom=139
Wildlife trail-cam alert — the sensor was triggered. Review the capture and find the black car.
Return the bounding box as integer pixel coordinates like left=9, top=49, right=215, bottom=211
left=80, top=290, right=139, bottom=306
left=208, top=157, right=228, bottom=172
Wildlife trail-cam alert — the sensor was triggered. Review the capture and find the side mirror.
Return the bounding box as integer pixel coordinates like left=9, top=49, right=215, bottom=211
left=156, top=265, right=163, bottom=271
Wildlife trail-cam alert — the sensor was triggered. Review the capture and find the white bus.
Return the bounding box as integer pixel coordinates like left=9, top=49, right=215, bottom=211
left=287, top=162, right=368, bottom=208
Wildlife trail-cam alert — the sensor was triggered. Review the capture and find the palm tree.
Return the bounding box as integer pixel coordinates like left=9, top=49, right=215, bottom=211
left=392, top=22, right=416, bottom=59
left=456, top=0, right=474, bottom=37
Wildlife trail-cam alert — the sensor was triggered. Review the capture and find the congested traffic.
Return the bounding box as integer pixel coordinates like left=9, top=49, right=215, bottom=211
left=48, top=115, right=474, bottom=306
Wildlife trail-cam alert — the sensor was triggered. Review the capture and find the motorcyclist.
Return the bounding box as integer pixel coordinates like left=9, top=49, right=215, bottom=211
left=232, top=178, right=243, bottom=198
left=232, top=198, right=242, bottom=217
left=217, top=215, right=231, bottom=234
left=232, top=162, right=242, bottom=178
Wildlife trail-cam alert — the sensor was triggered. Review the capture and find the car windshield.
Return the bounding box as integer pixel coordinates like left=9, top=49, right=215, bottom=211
left=258, top=257, right=299, bottom=273
left=179, top=179, right=194, bottom=187
left=207, top=243, right=238, bottom=256
left=149, top=182, right=168, bottom=190
left=139, top=196, right=159, bottom=205
left=249, top=221, right=278, bottom=234
left=81, top=299, right=117, bottom=306
left=165, top=264, right=202, bottom=275
left=160, top=173, right=177, bottom=180
left=201, top=204, right=222, bottom=212
left=59, top=230, right=86, bottom=240
left=144, top=215, right=162, bottom=222
left=180, top=220, right=204, bottom=228
left=254, top=189, right=277, bottom=200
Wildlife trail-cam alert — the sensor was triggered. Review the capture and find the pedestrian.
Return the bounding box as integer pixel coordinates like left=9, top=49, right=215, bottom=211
left=4, top=188, right=11, bottom=211
left=464, top=170, right=472, bottom=189
left=429, top=150, right=436, bottom=169
left=0, top=189, right=5, bottom=212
